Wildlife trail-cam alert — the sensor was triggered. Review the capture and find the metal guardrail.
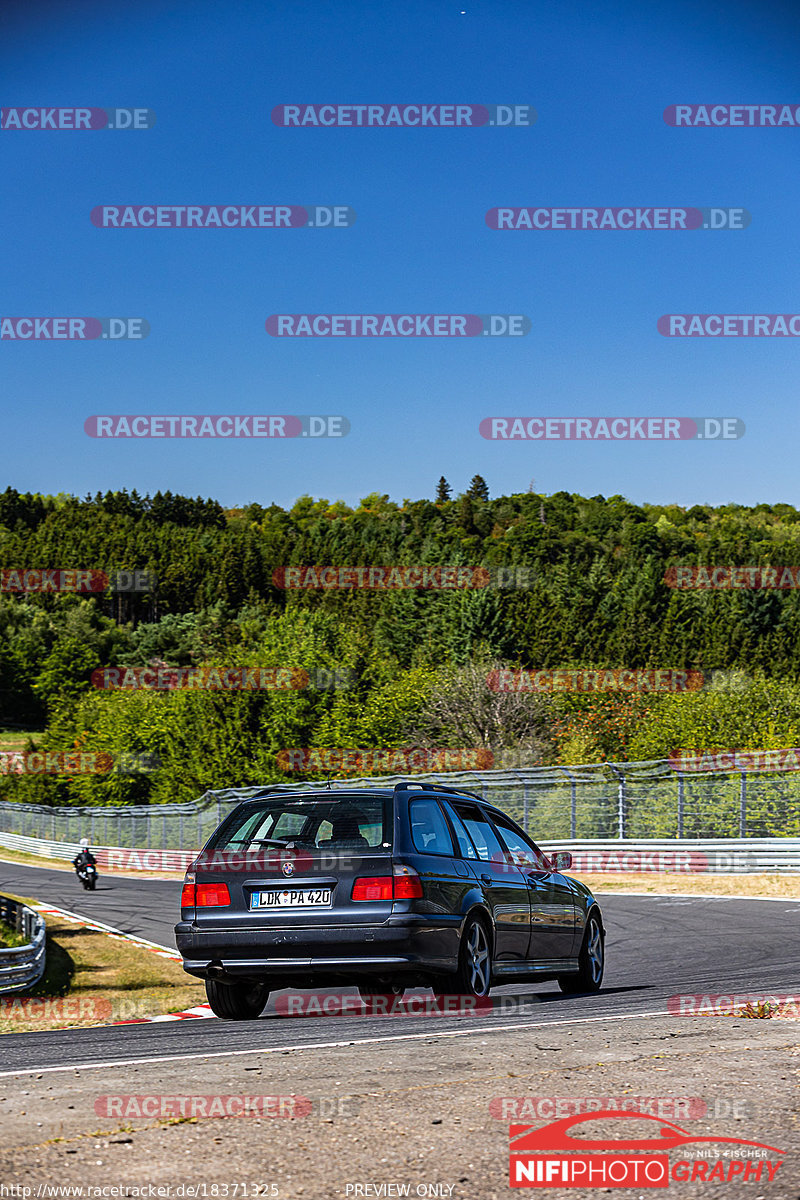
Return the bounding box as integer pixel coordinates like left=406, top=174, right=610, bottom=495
left=539, top=838, right=800, bottom=873
left=0, top=894, right=46, bottom=995
left=0, top=831, right=80, bottom=862
left=3, top=828, right=800, bottom=873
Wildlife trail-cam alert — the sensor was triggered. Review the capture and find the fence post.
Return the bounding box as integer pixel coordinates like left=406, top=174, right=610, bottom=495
left=180, top=812, right=185, bottom=850
left=510, top=771, right=529, bottom=833
left=677, top=773, right=684, bottom=838
left=740, top=770, right=747, bottom=837
left=607, top=764, right=625, bottom=839
left=558, top=767, right=577, bottom=838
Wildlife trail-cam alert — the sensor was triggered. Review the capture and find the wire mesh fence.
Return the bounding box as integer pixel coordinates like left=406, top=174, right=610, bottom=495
left=2, top=756, right=800, bottom=848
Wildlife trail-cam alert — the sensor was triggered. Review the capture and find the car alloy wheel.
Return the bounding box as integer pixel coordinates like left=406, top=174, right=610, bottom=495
left=558, top=911, right=604, bottom=994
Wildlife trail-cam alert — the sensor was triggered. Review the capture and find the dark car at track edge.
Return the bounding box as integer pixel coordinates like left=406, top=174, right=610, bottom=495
left=174, top=780, right=605, bottom=1019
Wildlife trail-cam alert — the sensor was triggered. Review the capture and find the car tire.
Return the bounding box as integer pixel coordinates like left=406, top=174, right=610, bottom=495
left=205, top=979, right=270, bottom=1020
left=434, top=915, right=492, bottom=1000
left=558, top=910, right=604, bottom=994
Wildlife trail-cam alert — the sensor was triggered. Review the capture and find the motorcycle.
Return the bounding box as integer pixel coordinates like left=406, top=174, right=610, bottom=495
left=75, top=861, right=98, bottom=890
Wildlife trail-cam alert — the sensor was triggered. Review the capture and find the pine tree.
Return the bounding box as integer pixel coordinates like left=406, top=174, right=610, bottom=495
left=466, top=475, right=489, bottom=501
left=435, top=477, right=452, bottom=503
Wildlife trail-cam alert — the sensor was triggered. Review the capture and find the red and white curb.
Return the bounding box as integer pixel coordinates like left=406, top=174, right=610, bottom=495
left=33, top=902, right=182, bottom=960
left=115, top=1004, right=216, bottom=1025
left=31, top=902, right=218, bottom=1024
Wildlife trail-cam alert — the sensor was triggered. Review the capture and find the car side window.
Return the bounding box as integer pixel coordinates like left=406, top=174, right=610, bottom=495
left=439, top=801, right=478, bottom=859
left=409, top=798, right=455, bottom=855
left=449, top=801, right=508, bottom=863
left=489, top=811, right=550, bottom=870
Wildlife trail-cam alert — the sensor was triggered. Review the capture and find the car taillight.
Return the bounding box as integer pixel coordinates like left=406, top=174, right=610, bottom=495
left=351, top=865, right=423, bottom=902
left=181, top=873, right=196, bottom=907
left=351, top=876, right=394, bottom=902
left=195, top=882, right=231, bottom=907
left=392, top=863, right=423, bottom=899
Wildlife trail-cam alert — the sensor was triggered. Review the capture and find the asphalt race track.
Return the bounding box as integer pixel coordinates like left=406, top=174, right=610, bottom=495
left=2, top=858, right=800, bottom=1076
left=1, top=858, right=181, bottom=950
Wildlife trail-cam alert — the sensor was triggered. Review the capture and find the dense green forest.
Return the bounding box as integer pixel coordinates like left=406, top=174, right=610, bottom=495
left=2, top=482, right=800, bottom=806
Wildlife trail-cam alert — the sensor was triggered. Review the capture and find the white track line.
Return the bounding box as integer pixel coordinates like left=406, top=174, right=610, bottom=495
left=597, top=890, right=800, bottom=902
left=0, top=1009, right=677, bottom=1078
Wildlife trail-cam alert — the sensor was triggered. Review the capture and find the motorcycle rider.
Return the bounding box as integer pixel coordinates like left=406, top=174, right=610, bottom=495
left=73, top=837, right=97, bottom=883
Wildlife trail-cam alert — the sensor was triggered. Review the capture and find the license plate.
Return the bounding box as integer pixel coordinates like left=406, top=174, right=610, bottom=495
left=250, top=888, right=332, bottom=910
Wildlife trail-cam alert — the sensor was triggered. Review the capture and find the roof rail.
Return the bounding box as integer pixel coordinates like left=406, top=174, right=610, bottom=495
left=392, top=780, right=484, bottom=803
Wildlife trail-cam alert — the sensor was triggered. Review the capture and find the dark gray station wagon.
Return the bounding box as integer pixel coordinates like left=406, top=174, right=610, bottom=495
left=175, top=781, right=605, bottom=1019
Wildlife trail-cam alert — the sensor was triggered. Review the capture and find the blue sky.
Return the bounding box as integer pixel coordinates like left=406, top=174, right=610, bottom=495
left=2, top=0, right=800, bottom=510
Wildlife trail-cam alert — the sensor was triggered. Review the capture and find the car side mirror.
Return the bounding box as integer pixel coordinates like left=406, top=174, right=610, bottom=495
left=549, top=851, right=572, bottom=872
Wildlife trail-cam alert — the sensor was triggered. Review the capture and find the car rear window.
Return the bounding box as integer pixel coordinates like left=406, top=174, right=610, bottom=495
left=209, top=795, right=389, bottom=852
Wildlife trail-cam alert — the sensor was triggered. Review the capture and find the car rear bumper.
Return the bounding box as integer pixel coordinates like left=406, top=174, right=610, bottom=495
left=174, top=916, right=459, bottom=982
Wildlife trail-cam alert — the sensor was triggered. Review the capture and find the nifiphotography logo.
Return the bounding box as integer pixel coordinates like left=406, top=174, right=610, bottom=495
left=508, top=1111, right=784, bottom=1188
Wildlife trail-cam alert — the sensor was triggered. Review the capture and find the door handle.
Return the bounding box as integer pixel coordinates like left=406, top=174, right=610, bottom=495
left=480, top=873, right=493, bottom=885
